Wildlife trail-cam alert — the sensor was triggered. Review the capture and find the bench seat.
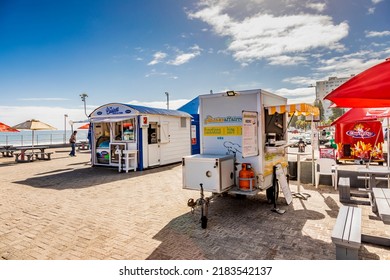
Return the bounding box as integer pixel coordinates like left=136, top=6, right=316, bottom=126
left=357, top=175, right=389, bottom=181
left=331, top=205, right=361, bottom=260
left=371, top=188, right=390, bottom=224
left=14, top=152, right=35, bottom=162
left=35, top=152, right=54, bottom=160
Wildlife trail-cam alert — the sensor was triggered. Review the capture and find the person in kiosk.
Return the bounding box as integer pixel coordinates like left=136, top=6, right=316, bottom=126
left=69, top=131, right=77, bottom=157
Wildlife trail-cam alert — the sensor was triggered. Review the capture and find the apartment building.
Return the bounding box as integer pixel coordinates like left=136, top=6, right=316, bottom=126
left=315, top=76, right=354, bottom=120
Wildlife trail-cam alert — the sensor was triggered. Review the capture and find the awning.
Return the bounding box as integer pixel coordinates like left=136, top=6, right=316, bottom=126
left=266, top=103, right=320, bottom=116
left=331, top=107, right=390, bottom=126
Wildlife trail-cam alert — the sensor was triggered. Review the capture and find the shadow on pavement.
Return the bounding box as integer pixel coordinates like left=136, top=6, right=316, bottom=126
left=13, top=163, right=181, bottom=190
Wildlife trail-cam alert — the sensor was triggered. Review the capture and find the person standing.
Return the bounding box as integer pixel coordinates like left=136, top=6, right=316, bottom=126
left=69, top=131, right=77, bottom=156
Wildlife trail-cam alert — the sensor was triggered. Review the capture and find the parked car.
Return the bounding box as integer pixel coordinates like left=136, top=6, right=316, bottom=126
left=289, top=135, right=303, bottom=147
left=304, top=133, right=311, bottom=145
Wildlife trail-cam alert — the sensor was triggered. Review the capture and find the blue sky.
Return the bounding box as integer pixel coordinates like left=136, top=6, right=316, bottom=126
left=0, top=0, right=389, bottom=129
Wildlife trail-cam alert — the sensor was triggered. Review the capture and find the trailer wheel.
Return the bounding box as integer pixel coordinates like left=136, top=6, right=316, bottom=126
left=201, top=216, right=208, bottom=229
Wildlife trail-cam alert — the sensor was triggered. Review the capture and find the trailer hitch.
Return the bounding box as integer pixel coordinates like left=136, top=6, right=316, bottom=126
left=187, top=183, right=211, bottom=229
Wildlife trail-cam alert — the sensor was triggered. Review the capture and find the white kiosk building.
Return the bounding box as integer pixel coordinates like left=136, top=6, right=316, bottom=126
left=89, top=103, right=192, bottom=171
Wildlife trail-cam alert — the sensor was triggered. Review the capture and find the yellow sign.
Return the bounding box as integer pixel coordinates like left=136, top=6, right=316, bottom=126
left=204, top=126, right=242, bottom=136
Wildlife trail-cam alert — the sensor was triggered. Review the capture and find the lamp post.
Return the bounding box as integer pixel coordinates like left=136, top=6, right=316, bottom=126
left=80, top=93, right=89, bottom=117
left=64, top=114, right=68, bottom=143
left=165, top=92, right=169, bottom=110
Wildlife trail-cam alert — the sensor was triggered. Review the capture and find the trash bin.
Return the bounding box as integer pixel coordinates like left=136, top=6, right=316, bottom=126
left=288, top=161, right=297, bottom=180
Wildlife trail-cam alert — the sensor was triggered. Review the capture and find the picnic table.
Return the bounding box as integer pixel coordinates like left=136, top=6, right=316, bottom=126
left=361, top=187, right=390, bottom=247
left=357, top=166, right=390, bottom=189
left=0, top=145, right=15, bottom=157
left=13, top=146, right=52, bottom=162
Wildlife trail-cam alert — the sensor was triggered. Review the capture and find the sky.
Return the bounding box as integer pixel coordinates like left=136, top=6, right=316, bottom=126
left=0, top=0, right=389, bottom=129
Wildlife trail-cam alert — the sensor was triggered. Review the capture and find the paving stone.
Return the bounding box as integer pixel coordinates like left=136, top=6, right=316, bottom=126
left=1, top=148, right=390, bottom=259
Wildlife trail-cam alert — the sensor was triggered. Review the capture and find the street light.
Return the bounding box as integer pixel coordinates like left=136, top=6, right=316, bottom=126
left=80, top=93, right=89, bottom=117
left=165, top=92, right=169, bottom=110
left=64, top=114, right=68, bottom=143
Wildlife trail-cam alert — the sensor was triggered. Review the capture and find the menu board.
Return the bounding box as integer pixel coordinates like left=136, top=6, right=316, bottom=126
left=275, top=163, right=293, bottom=205
left=242, top=111, right=258, bottom=158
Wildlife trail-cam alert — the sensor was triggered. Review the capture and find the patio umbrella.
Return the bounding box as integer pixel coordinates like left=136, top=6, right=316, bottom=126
left=324, top=58, right=390, bottom=108
left=324, top=58, right=390, bottom=165
left=0, top=122, right=19, bottom=132
left=77, top=123, right=89, bottom=130
left=12, top=119, right=57, bottom=147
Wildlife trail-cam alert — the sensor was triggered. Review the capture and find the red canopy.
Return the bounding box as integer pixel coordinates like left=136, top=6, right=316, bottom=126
left=0, top=122, right=19, bottom=132
left=78, top=123, right=90, bottom=129
left=331, top=108, right=390, bottom=126
left=324, top=58, right=390, bottom=108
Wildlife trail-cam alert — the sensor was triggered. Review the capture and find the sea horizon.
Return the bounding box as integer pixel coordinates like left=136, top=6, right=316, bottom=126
left=0, top=130, right=89, bottom=147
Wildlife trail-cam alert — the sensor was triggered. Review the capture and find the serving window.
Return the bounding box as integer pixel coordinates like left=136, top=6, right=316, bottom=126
left=113, top=118, right=136, bottom=142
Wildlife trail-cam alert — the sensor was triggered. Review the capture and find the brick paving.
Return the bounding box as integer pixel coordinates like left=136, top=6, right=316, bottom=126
left=0, top=148, right=390, bottom=260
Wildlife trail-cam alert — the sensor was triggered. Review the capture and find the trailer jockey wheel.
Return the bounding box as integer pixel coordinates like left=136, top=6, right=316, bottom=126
left=201, top=216, right=208, bottom=229
left=266, top=185, right=279, bottom=204
left=270, top=165, right=285, bottom=214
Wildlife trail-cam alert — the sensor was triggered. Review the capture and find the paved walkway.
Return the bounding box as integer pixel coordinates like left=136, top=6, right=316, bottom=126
left=0, top=148, right=389, bottom=260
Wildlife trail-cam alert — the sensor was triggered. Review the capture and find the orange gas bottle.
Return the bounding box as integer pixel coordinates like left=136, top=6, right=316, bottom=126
left=239, top=163, right=255, bottom=190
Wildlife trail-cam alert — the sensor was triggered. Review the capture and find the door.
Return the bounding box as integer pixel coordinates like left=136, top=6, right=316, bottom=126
left=147, top=122, right=160, bottom=166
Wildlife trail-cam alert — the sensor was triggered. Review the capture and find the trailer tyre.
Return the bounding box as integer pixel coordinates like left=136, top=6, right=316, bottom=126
left=201, top=216, right=208, bottom=229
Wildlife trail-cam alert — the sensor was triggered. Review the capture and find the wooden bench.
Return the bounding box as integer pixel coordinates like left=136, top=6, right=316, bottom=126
left=338, top=177, right=351, bottom=203
left=357, top=175, right=389, bottom=189
left=0, top=149, right=15, bottom=157
left=371, top=188, right=390, bottom=224
left=35, top=152, right=54, bottom=160
left=14, top=152, right=35, bottom=163
left=331, top=205, right=362, bottom=260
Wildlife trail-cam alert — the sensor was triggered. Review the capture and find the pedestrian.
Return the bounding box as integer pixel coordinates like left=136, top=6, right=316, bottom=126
left=69, top=131, right=77, bottom=156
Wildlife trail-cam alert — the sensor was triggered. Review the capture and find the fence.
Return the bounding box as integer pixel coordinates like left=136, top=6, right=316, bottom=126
left=0, top=130, right=88, bottom=147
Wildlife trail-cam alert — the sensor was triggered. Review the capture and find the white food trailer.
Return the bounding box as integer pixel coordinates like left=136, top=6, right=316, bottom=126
left=89, top=103, right=192, bottom=171
left=182, top=89, right=291, bottom=228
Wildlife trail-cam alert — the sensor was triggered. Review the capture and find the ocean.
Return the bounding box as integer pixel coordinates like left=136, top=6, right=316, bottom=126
left=0, top=130, right=89, bottom=147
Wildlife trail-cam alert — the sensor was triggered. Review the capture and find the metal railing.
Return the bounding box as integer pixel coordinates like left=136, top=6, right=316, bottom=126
left=0, top=131, right=88, bottom=147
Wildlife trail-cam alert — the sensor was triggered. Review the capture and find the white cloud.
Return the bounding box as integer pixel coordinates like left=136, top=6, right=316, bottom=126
left=167, top=45, right=202, bottom=66
left=0, top=105, right=88, bottom=130
left=368, top=7, right=375, bottom=14
left=17, top=98, right=69, bottom=101
left=268, top=55, right=308, bottom=65
left=283, top=76, right=316, bottom=86
left=148, top=51, right=167, bottom=65
left=372, top=0, right=383, bottom=4
left=188, top=2, right=349, bottom=64
left=275, top=87, right=316, bottom=104
left=316, top=51, right=386, bottom=76
left=365, top=30, right=390, bottom=38
left=145, top=69, right=178, bottom=79
left=306, top=2, right=326, bottom=12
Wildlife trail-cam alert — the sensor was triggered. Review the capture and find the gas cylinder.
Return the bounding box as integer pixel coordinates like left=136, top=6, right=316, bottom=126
left=239, top=163, right=255, bottom=190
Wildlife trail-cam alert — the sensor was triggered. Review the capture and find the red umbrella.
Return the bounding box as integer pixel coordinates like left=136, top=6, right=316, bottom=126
left=324, top=58, right=390, bottom=108
left=0, top=122, right=19, bottom=132
left=77, top=123, right=90, bottom=130
left=331, top=108, right=390, bottom=126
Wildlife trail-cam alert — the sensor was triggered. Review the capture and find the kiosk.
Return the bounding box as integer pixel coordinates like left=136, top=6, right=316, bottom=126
left=89, top=103, right=192, bottom=171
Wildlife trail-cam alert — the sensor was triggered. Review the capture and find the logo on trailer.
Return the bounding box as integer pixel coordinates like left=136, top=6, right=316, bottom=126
left=346, top=123, right=376, bottom=139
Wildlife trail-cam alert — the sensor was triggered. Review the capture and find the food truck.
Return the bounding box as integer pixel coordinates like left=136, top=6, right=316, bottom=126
left=89, top=103, right=192, bottom=171
left=182, top=89, right=293, bottom=227
left=332, top=119, right=385, bottom=164
left=330, top=107, right=385, bottom=164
